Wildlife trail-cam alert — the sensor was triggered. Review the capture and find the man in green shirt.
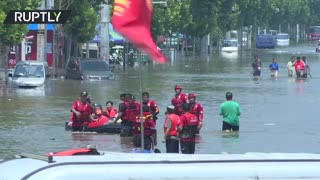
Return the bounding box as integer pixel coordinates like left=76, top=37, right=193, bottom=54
left=219, top=92, right=241, bottom=132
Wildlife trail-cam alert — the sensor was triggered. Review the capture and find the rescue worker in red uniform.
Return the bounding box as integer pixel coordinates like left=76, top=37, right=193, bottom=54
left=171, top=85, right=187, bottom=116
left=163, top=105, right=180, bottom=153
left=119, top=93, right=126, bottom=103
left=142, top=92, right=160, bottom=124
left=188, top=93, right=204, bottom=134
left=114, top=93, right=140, bottom=137
left=132, top=105, right=156, bottom=151
left=69, top=92, right=92, bottom=131
left=87, top=103, right=109, bottom=129
left=178, top=103, right=200, bottom=154
left=104, top=101, right=117, bottom=119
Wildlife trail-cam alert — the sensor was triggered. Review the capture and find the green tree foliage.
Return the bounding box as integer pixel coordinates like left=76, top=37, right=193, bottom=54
left=0, top=0, right=40, bottom=45
left=218, top=0, right=238, bottom=35
left=63, top=0, right=99, bottom=44
left=151, top=0, right=192, bottom=38
left=0, top=0, right=40, bottom=73
left=62, top=0, right=105, bottom=59
left=188, top=0, right=218, bottom=38
left=308, top=0, right=320, bottom=25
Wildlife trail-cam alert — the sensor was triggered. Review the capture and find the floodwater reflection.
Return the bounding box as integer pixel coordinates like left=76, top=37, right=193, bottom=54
left=2, top=44, right=320, bottom=159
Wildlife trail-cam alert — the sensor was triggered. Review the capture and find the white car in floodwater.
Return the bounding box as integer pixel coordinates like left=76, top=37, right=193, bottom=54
left=221, top=39, right=239, bottom=53
left=276, top=33, right=290, bottom=46
left=221, top=39, right=239, bottom=59
left=9, top=61, right=50, bottom=88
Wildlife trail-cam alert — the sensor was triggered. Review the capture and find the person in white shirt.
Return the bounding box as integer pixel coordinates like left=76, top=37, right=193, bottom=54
left=287, top=56, right=296, bottom=78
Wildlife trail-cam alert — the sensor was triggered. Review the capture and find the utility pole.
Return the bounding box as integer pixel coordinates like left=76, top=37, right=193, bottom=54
left=43, top=0, right=48, bottom=63
left=99, top=3, right=110, bottom=62
left=37, top=0, right=46, bottom=62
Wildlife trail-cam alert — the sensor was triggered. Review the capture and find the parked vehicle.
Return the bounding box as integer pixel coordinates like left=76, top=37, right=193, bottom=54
left=256, top=34, right=275, bottom=49
left=307, top=26, right=320, bottom=41
left=221, top=39, right=239, bottom=53
left=65, top=58, right=114, bottom=80
left=276, top=33, right=290, bottom=46
left=8, top=61, right=50, bottom=88
left=220, top=39, right=239, bottom=59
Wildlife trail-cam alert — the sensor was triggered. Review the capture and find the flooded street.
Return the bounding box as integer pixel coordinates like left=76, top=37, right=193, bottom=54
left=1, top=42, right=320, bottom=159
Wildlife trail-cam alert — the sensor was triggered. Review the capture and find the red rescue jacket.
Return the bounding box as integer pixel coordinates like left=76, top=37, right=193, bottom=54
left=70, top=100, right=92, bottom=127
left=171, top=93, right=187, bottom=115
left=144, top=100, right=159, bottom=115
left=189, top=102, right=204, bottom=122
left=294, top=60, right=305, bottom=71
left=179, top=112, right=199, bottom=142
left=122, top=101, right=140, bottom=122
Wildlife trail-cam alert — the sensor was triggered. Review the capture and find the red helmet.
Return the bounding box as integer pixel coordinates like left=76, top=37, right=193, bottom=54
left=174, top=85, right=182, bottom=90
left=188, top=93, right=196, bottom=99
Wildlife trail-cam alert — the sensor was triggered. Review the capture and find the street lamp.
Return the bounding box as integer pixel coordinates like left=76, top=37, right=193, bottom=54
left=275, top=8, right=281, bottom=33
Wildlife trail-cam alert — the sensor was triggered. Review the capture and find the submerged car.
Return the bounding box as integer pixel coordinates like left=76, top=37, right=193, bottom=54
left=220, top=39, right=239, bottom=59
left=66, top=58, right=114, bottom=80
left=276, top=33, right=290, bottom=46
left=221, top=39, right=239, bottom=53
left=9, top=61, right=50, bottom=88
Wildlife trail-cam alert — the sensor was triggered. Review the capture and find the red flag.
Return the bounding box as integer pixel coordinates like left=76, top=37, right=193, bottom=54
left=112, top=0, right=166, bottom=64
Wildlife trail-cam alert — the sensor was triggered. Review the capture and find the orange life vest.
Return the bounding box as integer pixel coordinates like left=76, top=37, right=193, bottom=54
left=46, top=148, right=100, bottom=156
left=163, top=113, right=179, bottom=136
left=105, top=107, right=117, bottom=118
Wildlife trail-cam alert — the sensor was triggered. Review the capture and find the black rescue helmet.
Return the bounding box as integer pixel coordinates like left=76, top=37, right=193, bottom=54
left=93, top=103, right=102, bottom=109
left=142, top=92, right=149, bottom=97
left=80, top=91, right=88, bottom=97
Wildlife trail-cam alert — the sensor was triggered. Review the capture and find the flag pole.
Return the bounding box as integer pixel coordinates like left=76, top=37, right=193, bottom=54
left=139, top=51, right=144, bottom=152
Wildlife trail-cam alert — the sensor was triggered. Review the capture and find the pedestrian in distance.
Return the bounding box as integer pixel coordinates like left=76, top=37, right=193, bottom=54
left=251, top=55, right=262, bottom=80
left=269, top=57, right=279, bottom=79
left=294, top=57, right=305, bottom=79
left=302, top=56, right=311, bottom=78
left=287, top=56, right=296, bottom=78
left=219, top=92, right=241, bottom=132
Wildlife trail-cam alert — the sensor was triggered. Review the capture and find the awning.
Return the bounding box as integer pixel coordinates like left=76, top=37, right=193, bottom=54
left=28, top=24, right=54, bottom=30
left=92, top=24, right=125, bottom=43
